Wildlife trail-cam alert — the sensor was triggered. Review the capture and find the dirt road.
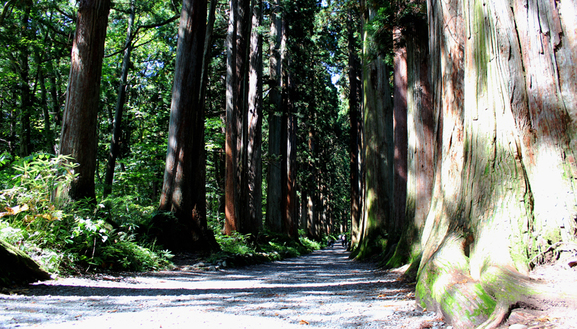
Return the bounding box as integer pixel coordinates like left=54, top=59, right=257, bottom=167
left=0, top=246, right=445, bottom=328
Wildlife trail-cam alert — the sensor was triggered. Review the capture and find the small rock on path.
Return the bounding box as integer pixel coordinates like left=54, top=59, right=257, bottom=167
left=1, top=246, right=444, bottom=329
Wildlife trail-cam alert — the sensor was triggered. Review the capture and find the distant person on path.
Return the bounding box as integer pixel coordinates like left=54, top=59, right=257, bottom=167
left=341, top=234, right=347, bottom=247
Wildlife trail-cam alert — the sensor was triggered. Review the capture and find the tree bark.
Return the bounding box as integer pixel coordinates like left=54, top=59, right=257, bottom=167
left=224, top=0, right=253, bottom=236
left=413, top=0, right=577, bottom=326
left=246, top=0, right=263, bottom=234
left=155, top=0, right=218, bottom=252
left=59, top=0, right=111, bottom=202
left=103, top=0, right=135, bottom=198
left=354, top=3, right=395, bottom=259
left=347, top=11, right=363, bottom=249
left=265, top=0, right=284, bottom=234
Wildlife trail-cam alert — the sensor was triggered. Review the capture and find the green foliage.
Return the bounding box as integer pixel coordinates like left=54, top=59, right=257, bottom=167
left=0, top=153, right=172, bottom=275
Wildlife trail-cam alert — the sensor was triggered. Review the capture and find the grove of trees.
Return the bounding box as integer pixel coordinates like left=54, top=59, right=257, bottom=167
left=1, top=0, right=576, bottom=327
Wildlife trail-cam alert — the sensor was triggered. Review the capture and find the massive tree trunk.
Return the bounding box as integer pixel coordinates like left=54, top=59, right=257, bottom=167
left=104, top=0, right=135, bottom=197
left=413, top=0, right=577, bottom=327
left=59, top=0, right=111, bottom=202
left=154, top=0, right=218, bottom=253
left=265, top=0, right=284, bottom=234
left=354, top=3, right=395, bottom=259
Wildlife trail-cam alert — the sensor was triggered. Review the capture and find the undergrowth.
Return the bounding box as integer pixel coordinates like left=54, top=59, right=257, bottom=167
left=0, top=152, right=322, bottom=277
left=0, top=153, right=172, bottom=275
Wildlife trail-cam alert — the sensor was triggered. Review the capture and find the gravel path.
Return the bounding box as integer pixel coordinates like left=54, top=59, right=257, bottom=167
left=0, top=245, right=444, bottom=329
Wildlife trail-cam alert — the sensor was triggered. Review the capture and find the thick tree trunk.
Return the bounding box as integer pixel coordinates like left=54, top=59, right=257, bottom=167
left=354, top=4, right=395, bottom=259
left=104, top=0, right=135, bottom=197
left=387, top=8, right=432, bottom=270
left=265, top=0, right=284, bottom=234
left=59, top=0, right=111, bottom=202
left=155, top=0, right=218, bottom=253
left=225, top=0, right=256, bottom=236
left=414, top=0, right=577, bottom=327
left=246, top=0, right=263, bottom=234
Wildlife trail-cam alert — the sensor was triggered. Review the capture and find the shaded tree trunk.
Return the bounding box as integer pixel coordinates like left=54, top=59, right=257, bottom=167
left=283, top=67, right=298, bottom=239
left=18, top=2, right=32, bottom=157
left=347, top=11, right=363, bottom=249
left=59, top=0, right=111, bottom=202
left=265, top=0, right=284, bottom=234
left=154, top=0, right=218, bottom=252
left=387, top=7, right=432, bottom=270
left=103, top=0, right=135, bottom=197
left=354, top=3, right=395, bottom=259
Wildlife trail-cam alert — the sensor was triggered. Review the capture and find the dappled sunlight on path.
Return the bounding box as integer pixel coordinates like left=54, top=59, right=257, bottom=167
left=0, top=246, right=443, bottom=328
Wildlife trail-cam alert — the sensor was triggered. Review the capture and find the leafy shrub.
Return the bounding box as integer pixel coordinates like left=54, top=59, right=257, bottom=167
left=0, top=153, right=172, bottom=275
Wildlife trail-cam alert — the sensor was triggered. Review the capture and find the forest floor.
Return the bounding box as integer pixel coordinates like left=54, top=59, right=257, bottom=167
left=0, top=245, right=576, bottom=329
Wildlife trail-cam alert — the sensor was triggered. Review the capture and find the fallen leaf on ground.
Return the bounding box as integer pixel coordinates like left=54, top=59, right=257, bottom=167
left=299, top=320, right=310, bottom=325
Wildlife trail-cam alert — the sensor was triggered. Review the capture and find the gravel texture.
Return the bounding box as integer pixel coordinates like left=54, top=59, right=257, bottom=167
left=2, top=245, right=575, bottom=329
left=0, top=246, right=445, bottom=329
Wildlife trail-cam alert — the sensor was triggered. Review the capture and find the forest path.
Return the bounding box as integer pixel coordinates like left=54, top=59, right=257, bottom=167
left=0, top=245, right=444, bottom=329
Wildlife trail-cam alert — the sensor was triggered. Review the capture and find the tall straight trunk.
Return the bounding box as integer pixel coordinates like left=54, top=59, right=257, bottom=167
left=200, top=0, right=218, bottom=105
left=155, top=0, right=218, bottom=252
left=225, top=0, right=252, bottom=235
left=103, top=0, right=135, bottom=197
left=347, top=12, right=363, bottom=248
left=354, top=4, right=394, bottom=259
left=387, top=8, right=432, bottom=269
left=18, top=3, right=32, bottom=157
left=59, top=0, right=111, bottom=202
left=283, top=68, right=298, bottom=238
left=392, top=27, right=407, bottom=243
left=246, top=0, right=263, bottom=233
left=413, top=0, right=577, bottom=326
left=265, top=0, right=284, bottom=233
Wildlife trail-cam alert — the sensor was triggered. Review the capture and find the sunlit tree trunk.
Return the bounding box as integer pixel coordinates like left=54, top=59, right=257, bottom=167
left=104, top=0, right=135, bottom=197
left=59, top=0, right=111, bottom=202
left=246, top=0, right=263, bottom=233
left=155, top=0, right=218, bottom=252
left=414, top=0, right=577, bottom=326
left=225, top=0, right=251, bottom=235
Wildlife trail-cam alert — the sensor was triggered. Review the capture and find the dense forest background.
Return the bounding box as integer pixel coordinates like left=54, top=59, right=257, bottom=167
left=1, top=0, right=576, bottom=327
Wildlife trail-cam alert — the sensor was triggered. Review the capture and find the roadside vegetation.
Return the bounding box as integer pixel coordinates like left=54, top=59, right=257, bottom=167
left=0, top=152, right=321, bottom=282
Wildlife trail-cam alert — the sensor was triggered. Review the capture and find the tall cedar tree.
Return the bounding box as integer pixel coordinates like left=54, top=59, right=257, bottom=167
left=265, top=0, right=284, bottom=234
left=154, top=0, right=218, bottom=252
left=225, top=0, right=261, bottom=236
left=397, top=0, right=577, bottom=326
left=59, top=0, right=111, bottom=202
left=353, top=1, right=395, bottom=259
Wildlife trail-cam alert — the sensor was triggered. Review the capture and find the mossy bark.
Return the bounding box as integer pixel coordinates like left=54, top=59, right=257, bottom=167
left=355, top=3, right=395, bottom=260
left=0, top=239, right=50, bottom=287
left=412, top=0, right=577, bottom=327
